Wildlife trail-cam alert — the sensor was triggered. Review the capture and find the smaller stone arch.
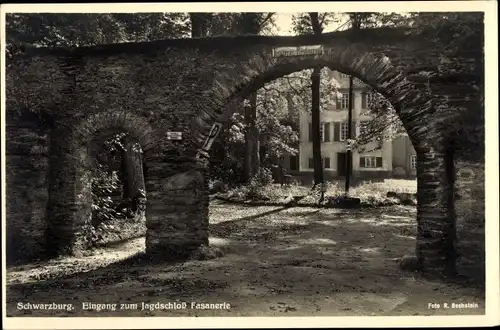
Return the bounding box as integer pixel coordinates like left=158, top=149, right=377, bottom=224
left=45, top=110, right=155, bottom=257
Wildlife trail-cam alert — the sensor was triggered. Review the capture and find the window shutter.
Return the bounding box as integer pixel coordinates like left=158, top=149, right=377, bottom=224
left=309, top=123, right=313, bottom=142
left=324, top=157, right=330, bottom=168
left=359, top=157, right=366, bottom=168
left=333, top=122, right=340, bottom=141
left=376, top=157, right=383, bottom=168
left=308, top=158, right=314, bottom=169
left=324, top=123, right=330, bottom=142
left=351, top=121, right=357, bottom=138
left=335, top=94, right=341, bottom=110
left=361, top=91, right=367, bottom=109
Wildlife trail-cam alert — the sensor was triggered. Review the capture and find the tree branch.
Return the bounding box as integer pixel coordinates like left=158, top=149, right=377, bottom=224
left=308, top=12, right=323, bottom=35
left=319, top=13, right=329, bottom=27
left=259, top=13, right=275, bottom=29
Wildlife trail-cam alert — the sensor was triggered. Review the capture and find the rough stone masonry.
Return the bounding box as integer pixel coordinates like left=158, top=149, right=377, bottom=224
left=6, top=26, right=484, bottom=277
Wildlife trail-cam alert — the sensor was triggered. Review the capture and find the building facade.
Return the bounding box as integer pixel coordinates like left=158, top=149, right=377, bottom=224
left=392, top=135, right=417, bottom=178
left=282, top=70, right=416, bottom=181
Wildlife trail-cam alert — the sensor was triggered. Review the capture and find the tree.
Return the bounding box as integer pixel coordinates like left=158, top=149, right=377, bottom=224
left=233, top=13, right=276, bottom=182
left=190, top=12, right=276, bottom=183
left=113, top=13, right=190, bottom=41
left=292, top=13, right=334, bottom=189
left=355, top=89, right=405, bottom=152
left=5, top=13, right=190, bottom=57
left=189, top=13, right=212, bottom=37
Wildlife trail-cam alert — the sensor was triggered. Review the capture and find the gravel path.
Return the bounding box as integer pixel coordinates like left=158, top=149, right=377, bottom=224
left=6, top=201, right=485, bottom=317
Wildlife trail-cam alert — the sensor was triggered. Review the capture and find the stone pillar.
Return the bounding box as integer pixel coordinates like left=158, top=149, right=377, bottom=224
left=5, top=122, right=50, bottom=263
left=414, top=145, right=457, bottom=277
left=46, top=134, right=93, bottom=257
left=145, top=166, right=209, bottom=260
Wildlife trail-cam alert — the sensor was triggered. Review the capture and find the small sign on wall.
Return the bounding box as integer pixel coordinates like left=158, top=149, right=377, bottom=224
left=196, top=122, right=222, bottom=161
left=272, top=45, right=324, bottom=57
left=166, top=132, right=183, bottom=140
left=201, top=122, right=222, bottom=152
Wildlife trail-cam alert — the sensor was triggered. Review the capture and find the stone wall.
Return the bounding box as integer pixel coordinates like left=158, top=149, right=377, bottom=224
left=5, top=26, right=484, bottom=274
left=145, top=168, right=209, bottom=259
left=5, top=119, right=50, bottom=264
left=454, top=160, right=485, bottom=281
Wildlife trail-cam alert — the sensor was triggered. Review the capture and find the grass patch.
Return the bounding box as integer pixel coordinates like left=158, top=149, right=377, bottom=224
left=220, top=179, right=417, bottom=207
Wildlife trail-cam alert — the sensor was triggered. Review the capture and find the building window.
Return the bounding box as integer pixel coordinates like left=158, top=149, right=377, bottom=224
left=308, top=158, right=314, bottom=169
left=324, top=157, right=331, bottom=169
left=340, top=73, right=350, bottom=79
left=310, top=123, right=330, bottom=142
left=340, top=122, right=348, bottom=141
left=365, top=92, right=375, bottom=109
left=360, top=156, right=383, bottom=168
left=410, top=155, right=417, bottom=169
left=365, top=157, right=377, bottom=168
left=320, top=123, right=331, bottom=142
left=340, top=93, right=349, bottom=109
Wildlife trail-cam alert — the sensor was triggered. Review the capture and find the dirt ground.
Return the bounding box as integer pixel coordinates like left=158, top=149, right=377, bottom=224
left=5, top=200, right=485, bottom=317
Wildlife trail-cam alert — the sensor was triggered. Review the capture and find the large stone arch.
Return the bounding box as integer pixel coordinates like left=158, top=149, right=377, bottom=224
left=45, top=110, right=155, bottom=257
left=191, top=42, right=458, bottom=276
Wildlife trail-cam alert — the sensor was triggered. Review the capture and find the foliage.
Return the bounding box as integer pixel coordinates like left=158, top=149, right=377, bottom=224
left=206, top=13, right=287, bottom=184
left=189, top=12, right=276, bottom=37
left=210, top=67, right=342, bottom=184
left=266, top=69, right=341, bottom=116
left=246, top=168, right=275, bottom=200
left=221, top=179, right=417, bottom=207
left=5, top=13, right=191, bottom=57
left=90, top=163, right=121, bottom=228
left=354, top=90, right=406, bottom=152
left=346, top=12, right=409, bottom=29
left=209, top=114, right=247, bottom=184
left=250, top=167, right=275, bottom=187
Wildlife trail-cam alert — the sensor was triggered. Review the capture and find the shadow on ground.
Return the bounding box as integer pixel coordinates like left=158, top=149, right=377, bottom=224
left=6, top=201, right=485, bottom=317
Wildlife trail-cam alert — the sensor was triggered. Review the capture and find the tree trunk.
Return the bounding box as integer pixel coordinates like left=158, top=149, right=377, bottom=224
left=415, top=146, right=457, bottom=277
left=259, top=134, right=268, bottom=168
left=345, top=75, right=354, bottom=195
left=190, top=13, right=210, bottom=38
left=243, top=92, right=260, bottom=182
left=308, top=12, right=324, bottom=188
left=311, top=67, right=324, bottom=187
left=121, top=137, right=146, bottom=216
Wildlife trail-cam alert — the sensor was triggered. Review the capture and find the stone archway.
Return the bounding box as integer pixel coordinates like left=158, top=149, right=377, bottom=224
left=45, top=111, right=154, bottom=257
left=6, top=25, right=482, bottom=276
left=191, top=45, right=457, bottom=276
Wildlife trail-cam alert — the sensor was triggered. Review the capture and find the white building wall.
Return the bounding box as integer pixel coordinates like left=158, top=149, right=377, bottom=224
left=298, top=70, right=393, bottom=175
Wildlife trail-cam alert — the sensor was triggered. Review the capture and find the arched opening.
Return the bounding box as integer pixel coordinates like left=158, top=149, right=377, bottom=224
left=88, top=132, right=147, bottom=247
left=195, top=52, right=458, bottom=277
left=45, top=111, right=153, bottom=258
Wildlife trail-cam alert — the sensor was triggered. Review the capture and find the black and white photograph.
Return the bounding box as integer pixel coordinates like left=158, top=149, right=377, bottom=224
left=1, top=1, right=498, bottom=329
